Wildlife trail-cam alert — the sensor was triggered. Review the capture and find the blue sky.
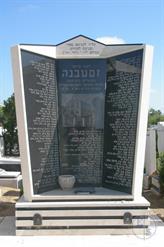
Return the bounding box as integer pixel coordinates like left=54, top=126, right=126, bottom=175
left=0, top=0, right=163, bottom=111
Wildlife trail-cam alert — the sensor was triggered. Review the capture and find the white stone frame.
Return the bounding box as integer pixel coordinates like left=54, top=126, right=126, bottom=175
left=11, top=37, right=153, bottom=202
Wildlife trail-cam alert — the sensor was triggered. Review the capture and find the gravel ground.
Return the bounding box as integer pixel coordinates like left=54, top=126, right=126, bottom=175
left=0, top=186, right=20, bottom=216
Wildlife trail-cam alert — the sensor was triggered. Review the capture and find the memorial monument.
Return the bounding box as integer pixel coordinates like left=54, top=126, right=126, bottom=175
left=11, top=35, right=153, bottom=235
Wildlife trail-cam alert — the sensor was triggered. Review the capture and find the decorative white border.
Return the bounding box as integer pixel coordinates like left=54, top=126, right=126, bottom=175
left=11, top=41, right=153, bottom=201
left=11, top=46, right=33, bottom=201
left=132, top=45, right=154, bottom=199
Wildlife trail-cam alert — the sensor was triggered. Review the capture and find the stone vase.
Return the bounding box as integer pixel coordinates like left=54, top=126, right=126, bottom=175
left=58, top=175, right=75, bottom=190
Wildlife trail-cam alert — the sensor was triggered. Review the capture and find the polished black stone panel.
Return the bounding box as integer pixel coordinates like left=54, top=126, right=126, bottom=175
left=103, top=49, right=143, bottom=193
left=20, top=49, right=143, bottom=195
left=57, top=59, right=106, bottom=186
left=21, top=50, right=60, bottom=194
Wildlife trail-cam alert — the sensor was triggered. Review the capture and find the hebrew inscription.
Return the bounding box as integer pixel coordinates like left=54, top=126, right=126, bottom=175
left=57, top=59, right=106, bottom=186
left=19, top=47, right=144, bottom=195
left=21, top=50, right=59, bottom=194
left=103, top=49, right=143, bottom=193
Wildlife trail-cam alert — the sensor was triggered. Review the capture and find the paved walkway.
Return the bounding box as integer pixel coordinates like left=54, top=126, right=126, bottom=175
left=0, top=216, right=15, bottom=235
left=0, top=215, right=164, bottom=247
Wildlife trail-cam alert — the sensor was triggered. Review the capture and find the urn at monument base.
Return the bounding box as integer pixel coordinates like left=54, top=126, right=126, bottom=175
left=58, top=175, right=76, bottom=190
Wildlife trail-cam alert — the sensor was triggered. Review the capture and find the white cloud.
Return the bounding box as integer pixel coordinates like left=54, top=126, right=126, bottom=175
left=96, top=36, right=126, bottom=45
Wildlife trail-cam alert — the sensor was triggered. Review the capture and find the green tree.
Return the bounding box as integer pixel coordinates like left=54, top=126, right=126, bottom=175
left=0, top=105, right=3, bottom=123
left=157, top=152, right=164, bottom=185
left=1, top=94, right=19, bottom=156
left=148, top=108, right=164, bottom=126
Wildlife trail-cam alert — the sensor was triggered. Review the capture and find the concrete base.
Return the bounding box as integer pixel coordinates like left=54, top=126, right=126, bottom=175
left=143, top=174, right=150, bottom=190
left=0, top=157, right=21, bottom=171
left=0, top=172, right=22, bottom=189
left=15, top=196, right=150, bottom=236
left=31, top=186, right=133, bottom=201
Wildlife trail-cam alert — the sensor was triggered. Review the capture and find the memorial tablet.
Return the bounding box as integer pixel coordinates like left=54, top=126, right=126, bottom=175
left=103, top=49, right=143, bottom=193
left=57, top=59, right=106, bottom=186
left=12, top=36, right=153, bottom=236
left=21, top=50, right=60, bottom=194
left=20, top=48, right=144, bottom=193
left=12, top=35, right=152, bottom=200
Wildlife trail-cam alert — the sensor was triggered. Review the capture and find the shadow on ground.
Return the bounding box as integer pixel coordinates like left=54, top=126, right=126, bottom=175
left=143, top=190, right=164, bottom=222
left=143, top=190, right=164, bottom=208
left=3, top=190, right=20, bottom=197
left=0, top=202, right=15, bottom=217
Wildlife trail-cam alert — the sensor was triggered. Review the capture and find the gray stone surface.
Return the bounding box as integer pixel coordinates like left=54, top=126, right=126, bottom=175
left=0, top=174, right=22, bottom=189
left=0, top=216, right=15, bottom=235
left=0, top=214, right=164, bottom=237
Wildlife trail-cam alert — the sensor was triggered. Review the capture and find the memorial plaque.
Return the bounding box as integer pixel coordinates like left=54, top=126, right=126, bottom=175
left=21, top=50, right=60, bottom=194
left=57, top=59, right=106, bottom=186
left=103, top=49, right=143, bottom=193
left=12, top=36, right=153, bottom=237
left=56, top=35, right=105, bottom=57
left=20, top=49, right=143, bottom=193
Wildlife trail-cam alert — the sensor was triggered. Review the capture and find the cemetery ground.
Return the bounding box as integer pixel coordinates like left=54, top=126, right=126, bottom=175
left=0, top=185, right=164, bottom=220
left=0, top=186, right=20, bottom=217
left=143, top=190, right=164, bottom=221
